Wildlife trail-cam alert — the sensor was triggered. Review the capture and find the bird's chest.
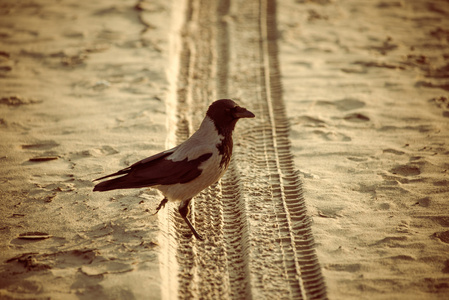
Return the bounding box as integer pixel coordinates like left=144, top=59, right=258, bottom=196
left=216, top=135, right=233, bottom=169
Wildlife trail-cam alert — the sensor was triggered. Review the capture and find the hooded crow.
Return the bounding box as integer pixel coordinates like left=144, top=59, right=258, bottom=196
left=93, top=99, right=255, bottom=240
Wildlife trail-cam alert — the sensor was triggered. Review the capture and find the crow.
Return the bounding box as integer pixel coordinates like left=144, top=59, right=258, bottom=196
left=93, top=99, right=255, bottom=240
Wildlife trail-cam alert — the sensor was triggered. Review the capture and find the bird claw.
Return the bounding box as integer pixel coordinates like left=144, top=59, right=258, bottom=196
left=194, top=232, right=204, bottom=241
left=185, top=232, right=204, bottom=241
left=181, top=216, right=204, bottom=241
left=153, top=198, right=168, bottom=215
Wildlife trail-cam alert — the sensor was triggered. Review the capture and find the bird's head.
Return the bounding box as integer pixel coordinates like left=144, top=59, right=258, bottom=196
left=206, top=99, right=255, bottom=134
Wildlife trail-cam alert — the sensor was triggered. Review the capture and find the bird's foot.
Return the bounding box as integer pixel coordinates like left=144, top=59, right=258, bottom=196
left=178, top=199, right=204, bottom=241
left=191, top=230, right=204, bottom=241
left=153, top=198, right=168, bottom=215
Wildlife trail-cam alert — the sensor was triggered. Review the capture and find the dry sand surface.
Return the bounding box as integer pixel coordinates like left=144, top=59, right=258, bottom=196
left=0, top=0, right=448, bottom=299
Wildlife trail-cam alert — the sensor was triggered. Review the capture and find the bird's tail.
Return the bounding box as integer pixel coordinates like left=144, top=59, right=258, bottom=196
left=93, top=176, right=138, bottom=192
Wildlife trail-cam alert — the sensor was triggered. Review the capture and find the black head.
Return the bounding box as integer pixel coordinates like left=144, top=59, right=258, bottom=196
left=206, top=99, right=255, bottom=134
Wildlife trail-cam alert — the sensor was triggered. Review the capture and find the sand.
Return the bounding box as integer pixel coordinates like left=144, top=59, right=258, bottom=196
left=279, top=0, right=449, bottom=298
left=0, top=0, right=448, bottom=299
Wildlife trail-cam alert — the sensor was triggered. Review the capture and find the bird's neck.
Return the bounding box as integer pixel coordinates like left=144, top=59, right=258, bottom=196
left=200, top=116, right=235, bottom=169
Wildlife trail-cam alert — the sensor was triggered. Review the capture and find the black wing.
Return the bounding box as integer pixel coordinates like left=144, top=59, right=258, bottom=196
left=94, top=148, right=176, bottom=182
left=93, top=150, right=212, bottom=192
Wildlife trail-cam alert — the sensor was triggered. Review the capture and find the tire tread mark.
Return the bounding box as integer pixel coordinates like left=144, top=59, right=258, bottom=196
left=259, top=0, right=328, bottom=298
left=162, top=0, right=328, bottom=298
left=171, top=1, right=197, bottom=299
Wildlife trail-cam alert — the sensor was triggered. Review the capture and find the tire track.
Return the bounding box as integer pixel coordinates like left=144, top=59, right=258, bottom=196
left=258, top=0, right=327, bottom=297
left=162, top=0, right=327, bottom=299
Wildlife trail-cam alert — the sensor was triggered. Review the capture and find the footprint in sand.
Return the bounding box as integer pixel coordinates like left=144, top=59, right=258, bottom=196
left=315, top=98, right=370, bottom=122
left=429, top=96, right=449, bottom=118
left=290, top=115, right=326, bottom=127
left=317, top=130, right=352, bottom=141
left=434, top=230, right=449, bottom=244
left=316, top=97, right=366, bottom=112
left=343, top=112, right=370, bottom=122
left=20, top=140, right=61, bottom=162
left=334, top=98, right=366, bottom=111
left=21, top=140, right=59, bottom=150
left=0, top=50, right=12, bottom=72
left=71, top=145, right=119, bottom=159
left=1, top=95, right=43, bottom=106
left=383, top=148, right=406, bottom=155
left=390, top=164, right=421, bottom=176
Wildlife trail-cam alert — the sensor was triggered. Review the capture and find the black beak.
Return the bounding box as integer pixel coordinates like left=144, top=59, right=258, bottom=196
left=232, top=106, right=255, bottom=119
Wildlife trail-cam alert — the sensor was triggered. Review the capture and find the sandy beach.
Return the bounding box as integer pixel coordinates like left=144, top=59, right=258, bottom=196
left=1, top=0, right=448, bottom=299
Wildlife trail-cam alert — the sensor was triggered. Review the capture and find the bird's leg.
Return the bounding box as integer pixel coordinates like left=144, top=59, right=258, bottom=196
left=153, top=197, right=168, bottom=215
left=178, top=198, right=204, bottom=241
